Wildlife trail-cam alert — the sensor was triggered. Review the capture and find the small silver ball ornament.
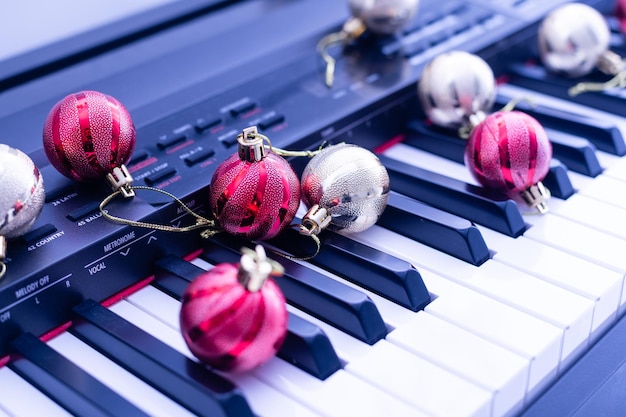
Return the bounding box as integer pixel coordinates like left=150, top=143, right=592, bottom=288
left=538, top=3, right=610, bottom=78
left=348, top=0, right=420, bottom=35
left=418, top=51, right=496, bottom=129
left=301, top=143, right=389, bottom=234
left=0, top=144, right=45, bottom=239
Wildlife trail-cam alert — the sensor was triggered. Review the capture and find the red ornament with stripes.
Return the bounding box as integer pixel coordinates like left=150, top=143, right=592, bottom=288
left=43, top=90, right=136, bottom=182
left=465, top=110, right=552, bottom=195
left=209, top=152, right=300, bottom=240
left=179, top=262, right=288, bottom=372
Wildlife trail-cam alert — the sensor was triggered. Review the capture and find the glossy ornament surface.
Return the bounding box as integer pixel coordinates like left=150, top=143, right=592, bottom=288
left=0, top=144, right=45, bottom=239
left=179, top=246, right=287, bottom=372
left=209, top=129, right=300, bottom=240
left=465, top=111, right=552, bottom=210
left=43, top=90, right=136, bottom=182
left=301, top=143, right=389, bottom=234
left=538, top=3, right=610, bottom=77
left=617, top=0, right=626, bottom=34
left=418, top=51, right=496, bottom=129
left=348, top=0, right=419, bottom=35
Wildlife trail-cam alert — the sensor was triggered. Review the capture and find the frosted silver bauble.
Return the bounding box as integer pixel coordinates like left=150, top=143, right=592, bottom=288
left=301, top=143, right=389, bottom=234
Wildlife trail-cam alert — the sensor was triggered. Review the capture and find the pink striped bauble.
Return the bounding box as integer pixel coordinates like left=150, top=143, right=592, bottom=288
left=179, top=263, right=288, bottom=372
left=43, top=90, right=136, bottom=182
left=465, top=111, right=552, bottom=195
left=209, top=152, right=300, bottom=240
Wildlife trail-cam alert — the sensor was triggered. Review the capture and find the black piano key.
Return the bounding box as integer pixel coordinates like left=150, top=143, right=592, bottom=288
left=379, top=192, right=490, bottom=266
left=202, top=236, right=388, bottom=345
left=267, top=226, right=430, bottom=311
left=508, top=63, right=626, bottom=120
left=154, top=255, right=342, bottom=380
left=379, top=154, right=526, bottom=237
left=9, top=333, right=147, bottom=417
left=544, top=159, right=575, bottom=200
left=71, top=300, right=254, bottom=417
left=280, top=313, right=343, bottom=380
left=494, top=94, right=626, bottom=156
left=544, top=128, right=603, bottom=177
left=407, top=119, right=603, bottom=177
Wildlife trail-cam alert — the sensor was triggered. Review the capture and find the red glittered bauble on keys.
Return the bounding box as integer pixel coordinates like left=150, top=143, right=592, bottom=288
left=43, top=90, right=136, bottom=182
left=465, top=111, right=552, bottom=212
left=209, top=127, right=300, bottom=241
left=180, top=246, right=288, bottom=372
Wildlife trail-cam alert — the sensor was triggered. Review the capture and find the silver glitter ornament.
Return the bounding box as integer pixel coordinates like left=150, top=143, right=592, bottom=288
left=418, top=51, right=496, bottom=129
left=538, top=3, right=613, bottom=78
left=300, top=143, right=390, bottom=234
left=348, top=0, right=420, bottom=36
left=0, top=144, right=45, bottom=239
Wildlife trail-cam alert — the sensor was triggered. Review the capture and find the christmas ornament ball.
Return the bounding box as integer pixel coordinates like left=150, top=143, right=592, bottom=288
left=0, top=144, right=45, bottom=239
left=465, top=111, right=552, bottom=195
left=538, top=3, right=610, bottom=77
left=209, top=151, right=300, bottom=241
left=348, top=0, right=419, bottom=35
left=418, top=51, right=496, bottom=128
left=43, top=90, right=136, bottom=182
left=301, top=143, right=389, bottom=233
left=179, top=262, right=288, bottom=372
left=617, top=0, right=626, bottom=34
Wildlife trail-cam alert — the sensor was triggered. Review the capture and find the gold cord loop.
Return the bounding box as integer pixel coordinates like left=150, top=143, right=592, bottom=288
left=316, top=18, right=367, bottom=88
left=99, top=185, right=218, bottom=235
left=242, top=129, right=320, bottom=158
left=568, top=71, right=626, bottom=96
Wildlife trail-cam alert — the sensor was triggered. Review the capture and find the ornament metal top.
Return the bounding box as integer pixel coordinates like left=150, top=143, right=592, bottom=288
left=317, top=0, right=419, bottom=87
left=538, top=3, right=626, bottom=96
left=417, top=51, right=496, bottom=129
left=417, top=51, right=552, bottom=214
left=300, top=143, right=390, bottom=235
left=0, top=144, right=46, bottom=279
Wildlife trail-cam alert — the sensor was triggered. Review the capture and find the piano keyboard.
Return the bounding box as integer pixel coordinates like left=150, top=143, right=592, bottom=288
left=1, top=0, right=625, bottom=416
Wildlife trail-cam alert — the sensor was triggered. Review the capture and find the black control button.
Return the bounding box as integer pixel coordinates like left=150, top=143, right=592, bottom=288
left=144, top=167, right=177, bottom=186
left=67, top=202, right=101, bottom=222
left=128, top=149, right=150, bottom=165
left=157, top=134, right=187, bottom=150
left=21, top=224, right=58, bottom=244
left=184, top=149, right=216, bottom=166
left=259, top=114, right=285, bottom=130
left=219, top=131, right=240, bottom=147
left=229, top=101, right=257, bottom=117
left=195, top=117, right=222, bottom=132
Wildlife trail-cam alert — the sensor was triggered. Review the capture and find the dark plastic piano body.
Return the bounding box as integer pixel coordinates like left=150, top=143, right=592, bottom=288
left=0, top=0, right=621, bottom=415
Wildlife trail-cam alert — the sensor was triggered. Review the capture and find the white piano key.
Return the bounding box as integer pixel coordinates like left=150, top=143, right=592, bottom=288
left=523, top=214, right=626, bottom=275
left=346, top=340, right=492, bottom=417
left=357, top=223, right=593, bottom=366
left=602, top=151, right=626, bottom=180
left=576, top=175, right=626, bottom=210
left=549, top=193, right=626, bottom=239
left=0, top=366, right=72, bottom=417
left=0, top=406, right=11, bottom=417
left=126, top=284, right=182, bottom=329
left=478, top=225, right=622, bottom=338
left=111, top=299, right=323, bottom=417
left=251, top=356, right=428, bottom=417
left=351, top=225, right=562, bottom=397
left=388, top=312, right=528, bottom=417
left=47, top=332, right=195, bottom=417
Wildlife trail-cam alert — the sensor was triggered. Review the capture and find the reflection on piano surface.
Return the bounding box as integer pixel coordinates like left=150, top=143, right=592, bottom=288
left=1, top=0, right=626, bottom=416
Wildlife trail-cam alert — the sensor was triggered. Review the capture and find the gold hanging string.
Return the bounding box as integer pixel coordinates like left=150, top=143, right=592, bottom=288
left=316, top=18, right=367, bottom=88
left=99, top=185, right=219, bottom=237
left=264, top=224, right=322, bottom=262
left=259, top=132, right=321, bottom=158
left=568, top=71, right=626, bottom=96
